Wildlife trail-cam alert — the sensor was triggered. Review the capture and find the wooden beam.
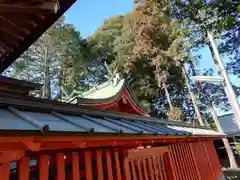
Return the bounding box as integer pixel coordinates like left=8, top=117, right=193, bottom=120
left=0, top=16, right=30, bottom=36
left=0, top=151, right=25, bottom=163
left=22, top=141, right=41, bottom=151
left=0, top=30, right=19, bottom=50
left=125, top=146, right=169, bottom=160
left=0, top=14, right=37, bottom=29
left=0, top=28, right=24, bottom=41
left=0, top=40, right=13, bottom=52
left=0, top=1, right=60, bottom=14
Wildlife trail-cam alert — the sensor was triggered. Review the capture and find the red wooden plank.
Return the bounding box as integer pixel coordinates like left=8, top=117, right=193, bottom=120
left=163, top=153, right=174, bottom=180
left=84, top=151, right=93, bottom=180
left=114, top=149, right=122, bottom=180
left=126, top=147, right=168, bottom=160
left=148, top=157, right=154, bottom=180
left=157, top=156, right=163, bottom=180
left=38, top=155, right=49, bottom=180
left=18, top=156, right=29, bottom=180
left=202, top=141, right=214, bottom=178
left=136, top=159, right=143, bottom=180
left=182, top=143, right=193, bottom=180
left=0, top=163, right=10, bottom=180
left=152, top=156, right=159, bottom=180
left=142, top=158, right=149, bottom=180
left=96, top=150, right=103, bottom=180
left=130, top=160, right=137, bottom=180
left=168, top=146, right=178, bottom=180
left=190, top=143, right=202, bottom=180
left=71, top=152, right=80, bottom=180
left=123, top=158, right=131, bottom=180
left=174, top=144, right=184, bottom=180
left=185, top=144, right=197, bottom=180
left=56, top=153, right=65, bottom=180
left=160, top=155, right=167, bottom=180
left=106, top=150, right=113, bottom=180
left=180, top=143, right=190, bottom=180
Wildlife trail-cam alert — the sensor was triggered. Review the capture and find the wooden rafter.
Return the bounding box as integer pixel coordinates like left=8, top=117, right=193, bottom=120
left=0, top=28, right=24, bottom=41
left=0, top=1, right=60, bottom=14
left=1, top=14, right=38, bottom=29
left=0, top=40, right=13, bottom=52
left=0, top=16, right=30, bottom=36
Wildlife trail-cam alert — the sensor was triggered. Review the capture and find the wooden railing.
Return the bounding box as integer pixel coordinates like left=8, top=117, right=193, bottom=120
left=169, top=141, right=223, bottom=180
left=0, top=140, right=223, bottom=180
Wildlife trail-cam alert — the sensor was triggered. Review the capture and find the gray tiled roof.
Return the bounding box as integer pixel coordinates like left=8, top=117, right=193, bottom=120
left=0, top=106, right=223, bottom=136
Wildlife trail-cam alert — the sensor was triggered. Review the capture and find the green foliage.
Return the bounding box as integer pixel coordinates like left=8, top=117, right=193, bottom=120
left=4, top=0, right=240, bottom=125
left=4, top=16, right=90, bottom=100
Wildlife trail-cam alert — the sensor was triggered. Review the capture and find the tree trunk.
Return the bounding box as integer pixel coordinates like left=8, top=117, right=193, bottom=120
left=163, top=82, right=173, bottom=111
left=55, top=64, right=64, bottom=101
left=43, top=45, right=51, bottom=99
left=211, top=104, right=238, bottom=168
left=155, top=66, right=173, bottom=111
left=182, top=66, right=204, bottom=126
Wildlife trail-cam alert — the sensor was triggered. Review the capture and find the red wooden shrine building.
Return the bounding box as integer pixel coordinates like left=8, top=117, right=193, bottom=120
left=0, top=76, right=226, bottom=180
left=0, top=0, right=226, bottom=179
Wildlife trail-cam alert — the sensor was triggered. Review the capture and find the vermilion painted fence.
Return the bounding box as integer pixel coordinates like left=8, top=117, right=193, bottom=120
left=0, top=140, right=223, bottom=180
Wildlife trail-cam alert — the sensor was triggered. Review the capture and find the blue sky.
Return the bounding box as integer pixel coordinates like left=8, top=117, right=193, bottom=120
left=64, top=0, right=135, bottom=37
left=64, top=0, right=239, bottom=86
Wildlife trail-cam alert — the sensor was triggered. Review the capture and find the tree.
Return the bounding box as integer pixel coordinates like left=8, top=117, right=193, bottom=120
left=129, top=0, right=190, bottom=120
left=4, top=16, right=90, bottom=101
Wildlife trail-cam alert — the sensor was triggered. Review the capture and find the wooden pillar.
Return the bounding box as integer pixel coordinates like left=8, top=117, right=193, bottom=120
left=0, top=163, right=10, bottom=180
left=18, top=157, right=29, bottom=180
left=84, top=151, right=93, bottom=180
left=96, top=150, right=103, bottom=180
left=113, top=149, right=122, bottom=180
left=56, top=153, right=65, bottom=180
left=105, top=150, right=113, bottom=180
left=71, top=152, right=80, bottom=180
left=38, top=155, right=49, bottom=180
left=123, top=157, right=131, bottom=180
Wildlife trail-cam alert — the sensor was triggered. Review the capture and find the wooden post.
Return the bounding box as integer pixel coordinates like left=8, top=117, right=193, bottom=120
left=96, top=150, right=104, bottom=180
left=0, top=163, right=10, bottom=180
left=123, top=158, right=131, bottom=180
left=18, top=157, right=29, bottom=180
left=105, top=150, right=113, bottom=180
left=84, top=151, right=93, bottom=180
left=71, top=152, right=80, bottom=180
left=113, top=149, right=122, bottom=180
left=38, top=155, right=49, bottom=180
left=56, top=153, right=65, bottom=180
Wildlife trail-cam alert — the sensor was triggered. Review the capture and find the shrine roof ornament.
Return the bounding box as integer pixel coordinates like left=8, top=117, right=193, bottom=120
left=0, top=0, right=76, bottom=72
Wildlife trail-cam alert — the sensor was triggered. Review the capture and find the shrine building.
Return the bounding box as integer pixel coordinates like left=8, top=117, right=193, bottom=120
left=0, top=0, right=226, bottom=179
